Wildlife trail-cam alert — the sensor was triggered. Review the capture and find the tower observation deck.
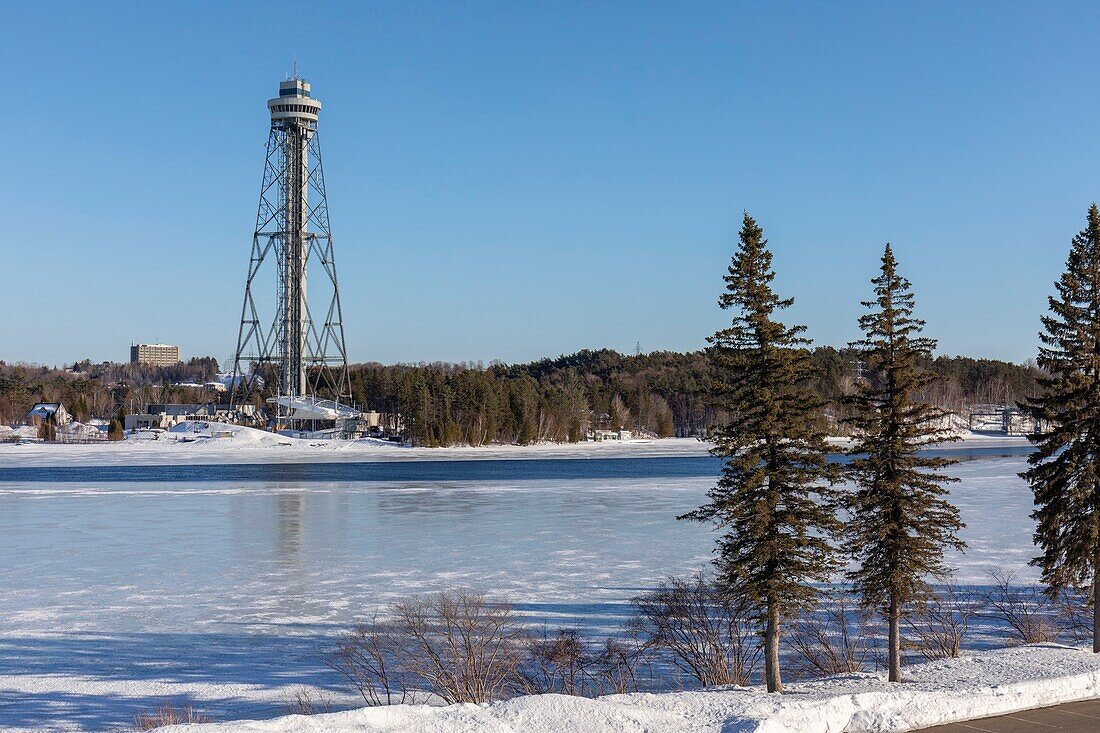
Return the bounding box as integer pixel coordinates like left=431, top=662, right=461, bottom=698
left=229, top=77, right=350, bottom=424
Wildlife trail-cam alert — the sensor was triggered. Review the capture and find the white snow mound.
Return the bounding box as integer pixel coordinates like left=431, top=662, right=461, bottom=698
left=168, top=421, right=293, bottom=446
left=0, top=424, right=42, bottom=440
left=59, top=421, right=104, bottom=438
left=162, top=644, right=1100, bottom=733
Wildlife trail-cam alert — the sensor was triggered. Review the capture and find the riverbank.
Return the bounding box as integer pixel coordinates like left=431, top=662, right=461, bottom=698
left=161, top=644, right=1100, bottom=733
left=0, top=431, right=1031, bottom=468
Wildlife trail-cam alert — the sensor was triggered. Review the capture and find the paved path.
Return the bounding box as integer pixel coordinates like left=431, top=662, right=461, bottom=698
left=920, top=698, right=1100, bottom=732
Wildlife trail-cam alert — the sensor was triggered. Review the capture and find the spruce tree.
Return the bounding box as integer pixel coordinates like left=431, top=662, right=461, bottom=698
left=680, top=213, right=840, bottom=693
left=1021, top=204, right=1100, bottom=652
left=843, top=243, right=964, bottom=682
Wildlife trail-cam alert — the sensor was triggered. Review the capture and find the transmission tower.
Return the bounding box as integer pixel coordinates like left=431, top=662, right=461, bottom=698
left=229, top=76, right=349, bottom=423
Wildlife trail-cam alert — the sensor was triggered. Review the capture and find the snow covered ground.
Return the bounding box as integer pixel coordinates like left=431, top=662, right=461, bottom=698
left=0, top=429, right=1033, bottom=468
left=0, top=431, right=718, bottom=467
left=166, top=644, right=1100, bottom=733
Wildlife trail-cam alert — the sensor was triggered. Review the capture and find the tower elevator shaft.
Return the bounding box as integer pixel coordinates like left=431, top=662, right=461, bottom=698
left=281, top=122, right=309, bottom=398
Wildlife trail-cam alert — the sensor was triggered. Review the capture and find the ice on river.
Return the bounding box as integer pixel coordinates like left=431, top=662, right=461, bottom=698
left=0, top=452, right=1038, bottom=731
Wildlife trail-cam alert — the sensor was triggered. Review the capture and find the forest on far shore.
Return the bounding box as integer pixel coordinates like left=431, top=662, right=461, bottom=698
left=0, top=348, right=1039, bottom=446
left=346, top=348, right=1040, bottom=446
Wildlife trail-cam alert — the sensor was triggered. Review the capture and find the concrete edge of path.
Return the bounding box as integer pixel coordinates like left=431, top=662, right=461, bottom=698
left=916, top=697, right=1100, bottom=732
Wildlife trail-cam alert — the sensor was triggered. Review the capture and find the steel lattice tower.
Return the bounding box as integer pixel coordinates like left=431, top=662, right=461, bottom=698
left=229, top=77, right=349, bottom=421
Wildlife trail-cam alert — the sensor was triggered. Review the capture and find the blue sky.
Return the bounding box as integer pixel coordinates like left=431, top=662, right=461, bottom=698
left=2, top=1, right=1096, bottom=367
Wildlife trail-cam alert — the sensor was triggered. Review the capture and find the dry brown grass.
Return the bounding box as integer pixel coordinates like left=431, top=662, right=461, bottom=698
left=134, top=703, right=210, bottom=730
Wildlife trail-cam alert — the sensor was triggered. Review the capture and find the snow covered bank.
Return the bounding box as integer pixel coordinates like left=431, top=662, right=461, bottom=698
left=164, top=645, right=1100, bottom=733
left=0, top=432, right=1033, bottom=469
left=0, top=433, right=715, bottom=468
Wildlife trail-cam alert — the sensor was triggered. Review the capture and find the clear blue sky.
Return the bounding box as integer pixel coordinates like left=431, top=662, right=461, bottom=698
left=2, top=1, right=1095, bottom=367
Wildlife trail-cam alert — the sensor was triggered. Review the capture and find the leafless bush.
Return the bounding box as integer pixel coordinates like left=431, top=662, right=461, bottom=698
left=595, top=636, right=647, bottom=694
left=333, top=590, right=526, bottom=705
left=905, top=582, right=981, bottom=660
left=630, top=575, right=760, bottom=687
left=394, top=590, right=526, bottom=703
left=514, top=628, right=645, bottom=696
left=329, top=617, right=412, bottom=706
left=790, top=592, right=878, bottom=677
left=984, top=570, right=1064, bottom=644
left=515, top=628, right=600, bottom=696
left=134, top=704, right=210, bottom=730
left=1053, top=588, right=1091, bottom=645
left=285, top=686, right=334, bottom=715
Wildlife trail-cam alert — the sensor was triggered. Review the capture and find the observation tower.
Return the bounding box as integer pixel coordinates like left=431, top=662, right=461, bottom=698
left=229, top=76, right=350, bottom=423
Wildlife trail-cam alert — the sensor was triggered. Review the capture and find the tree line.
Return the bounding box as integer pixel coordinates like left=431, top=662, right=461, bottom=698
left=0, top=349, right=1037, bottom=441
left=1, top=347, right=1038, bottom=443
left=340, top=348, right=1038, bottom=446
left=0, top=357, right=221, bottom=427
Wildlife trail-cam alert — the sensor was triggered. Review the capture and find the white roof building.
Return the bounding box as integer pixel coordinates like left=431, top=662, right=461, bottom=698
left=28, top=403, right=72, bottom=425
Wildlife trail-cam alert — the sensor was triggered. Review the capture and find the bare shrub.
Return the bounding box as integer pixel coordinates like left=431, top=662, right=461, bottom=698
left=984, top=570, right=1063, bottom=644
left=285, top=686, right=334, bottom=715
left=134, top=704, right=209, bottom=730
left=391, top=589, right=528, bottom=704
left=790, top=592, right=878, bottom=677
left=334, top=591, right=646, bottom=706
left=630, top=575, right=759, bottom=687
left=594, top=636, right=646, bottom=694
left=330, top=617, right=412, bottom=706
left=394, top=589, right=525, bottom=704
left=515, top=628, right=600, bottom=696
left=1053, top=588, right=1091, bottom=645
left=332, top=591, right=524, bottom=705
left=905, top=582, right=981, bottom=660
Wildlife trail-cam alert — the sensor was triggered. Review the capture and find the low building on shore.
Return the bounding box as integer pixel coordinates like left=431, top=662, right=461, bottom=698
left=28, top=402, right=72, bottom=426
left=591, top=428, right=632, bottom=442
left=125, top=403, right=260, bottom=431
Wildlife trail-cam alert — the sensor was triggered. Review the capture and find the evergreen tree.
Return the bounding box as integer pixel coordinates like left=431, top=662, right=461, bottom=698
left=843, top=243, right=964, bottom=682
left=107, top=418, right=124, bottom=442
left=37, top=418, right=56, bottom=442
left=1020, top=204, right=1100, bottom=652
left=680, top=213, right=840, bottom=693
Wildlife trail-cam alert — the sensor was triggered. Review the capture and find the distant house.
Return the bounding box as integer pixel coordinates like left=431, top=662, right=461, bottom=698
left=28, top=403, right=72, bottom=426
left=591, top=428, right=633, bottom=442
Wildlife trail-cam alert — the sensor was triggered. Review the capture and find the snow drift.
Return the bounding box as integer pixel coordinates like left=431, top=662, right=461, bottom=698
left=168, top=420, right=293, bottom=445
left=163, top=644, right=1100, bottom=733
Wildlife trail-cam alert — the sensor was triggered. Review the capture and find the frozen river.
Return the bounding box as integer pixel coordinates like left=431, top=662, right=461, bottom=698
left=0, top=449, right=1037, bottom=731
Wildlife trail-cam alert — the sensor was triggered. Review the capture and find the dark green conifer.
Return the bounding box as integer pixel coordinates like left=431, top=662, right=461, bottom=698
left=843, top=243, right=964, bottom=682
left=680, top=213, right=840, bottom=693
left=1020, top=204, right=1100, bottom=652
